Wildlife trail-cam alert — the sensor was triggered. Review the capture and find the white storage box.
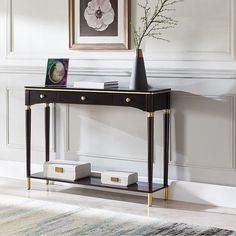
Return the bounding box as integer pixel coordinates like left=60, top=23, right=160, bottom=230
left=43, top=160, right=91, bottom=181
left=101, top=171, right=138, bottom=187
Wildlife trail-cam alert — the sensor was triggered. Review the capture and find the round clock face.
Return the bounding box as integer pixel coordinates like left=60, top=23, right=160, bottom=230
left=49, top=62, right=66, bottom=84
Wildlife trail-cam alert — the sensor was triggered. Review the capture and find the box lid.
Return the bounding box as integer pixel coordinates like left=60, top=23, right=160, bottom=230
left=102, top=171, right=137, bottom=177
left=44, top=160, right=90, bottom=171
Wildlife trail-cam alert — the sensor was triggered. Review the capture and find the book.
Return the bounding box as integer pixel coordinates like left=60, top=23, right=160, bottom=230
left=74, top=81, right=119, bottom=89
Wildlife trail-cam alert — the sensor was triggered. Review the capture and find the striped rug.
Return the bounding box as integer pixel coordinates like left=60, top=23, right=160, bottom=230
left=0, top=194, right=235, bottom=236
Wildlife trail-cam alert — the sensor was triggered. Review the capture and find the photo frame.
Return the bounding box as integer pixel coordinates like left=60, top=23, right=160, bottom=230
left=69, top=0, right=130, bottom=50
left=45, top=59, right=69, bottom=86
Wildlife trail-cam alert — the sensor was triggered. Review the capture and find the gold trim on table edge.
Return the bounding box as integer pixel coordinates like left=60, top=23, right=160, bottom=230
left=25, top=88, right=171, bottom=95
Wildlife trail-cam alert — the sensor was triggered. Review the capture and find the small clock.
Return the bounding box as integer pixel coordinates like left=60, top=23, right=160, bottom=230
left=45, top=58, right=69, bottom=86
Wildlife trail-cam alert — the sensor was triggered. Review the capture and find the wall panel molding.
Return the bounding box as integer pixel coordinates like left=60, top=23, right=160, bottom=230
left=1, top=65, right=236, bottom=79
left=169, top=93, right=235, bottom=171
left=6, top=0, right=13, bottom=56
left=76, top=151, right=147, bottom=163
left=231, top=0, right=236, bottom=59
left=5, top=88, right=56, bottom=152
left=2, top=0, right=236, bottom=68
left=65, top=104, right=147, bottom=163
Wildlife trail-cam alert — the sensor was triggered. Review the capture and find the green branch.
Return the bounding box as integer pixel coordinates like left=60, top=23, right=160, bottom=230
left=133, top=0, right=183, bottom=49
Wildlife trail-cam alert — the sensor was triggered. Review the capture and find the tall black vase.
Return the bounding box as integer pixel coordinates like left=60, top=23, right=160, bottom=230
left=129, top=49, right=148, bottom=90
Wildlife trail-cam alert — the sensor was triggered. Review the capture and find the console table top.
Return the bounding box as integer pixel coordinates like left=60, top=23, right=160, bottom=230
left=25, top=86, right=171, bottom=95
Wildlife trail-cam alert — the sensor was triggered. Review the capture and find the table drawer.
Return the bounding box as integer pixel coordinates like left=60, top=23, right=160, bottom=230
left=28, top=90, right=113, bottom=106
left=113, top=94, right=147, bottom=111
left=58, top=92, right=113, bottom=106
left=28, top=90, right=59, bottom=105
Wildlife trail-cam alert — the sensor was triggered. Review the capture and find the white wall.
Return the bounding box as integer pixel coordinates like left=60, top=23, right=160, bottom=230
left=1, top=0, right=236, bottom=197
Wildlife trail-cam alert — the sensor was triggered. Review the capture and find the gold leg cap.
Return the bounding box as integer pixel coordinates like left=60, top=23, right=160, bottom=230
left=46, top=180, right=49, bottom=185
left=148, top=193, right=153, bottom=207
left=27, top=178, right=31, bottom=190
left=164, top=188, right=169, bottom=201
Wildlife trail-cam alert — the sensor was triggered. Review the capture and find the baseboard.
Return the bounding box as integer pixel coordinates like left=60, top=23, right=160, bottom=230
left=0, top=160, right=42, bottom=180
left=1, top=160, right=236, bottom=208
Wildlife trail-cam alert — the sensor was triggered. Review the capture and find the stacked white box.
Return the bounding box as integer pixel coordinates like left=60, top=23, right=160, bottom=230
left=101, top=171, right=138, bottom=187
left=43, top=160, right=91, bottom=181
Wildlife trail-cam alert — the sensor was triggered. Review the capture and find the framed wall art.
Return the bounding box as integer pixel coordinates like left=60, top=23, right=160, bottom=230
left=45, top=59, right=69, bottom=86
left=69, top=0, right=130, bottom=50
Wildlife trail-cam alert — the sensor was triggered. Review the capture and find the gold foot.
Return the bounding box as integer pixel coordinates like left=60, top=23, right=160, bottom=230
left=164, top=188, right=169, bottom=201
left=148, top=193, right=153, bottom=207
left=27, top=177, right=31, bottom=190
left=46, top=180, right=49, bottom=185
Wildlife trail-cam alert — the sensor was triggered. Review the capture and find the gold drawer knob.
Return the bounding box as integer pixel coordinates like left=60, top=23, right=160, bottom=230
left=40, top=94, right=45, bottom=99
left=126, top=98, right=132, bottom=103
left=81, top=96, right=87, bottom=101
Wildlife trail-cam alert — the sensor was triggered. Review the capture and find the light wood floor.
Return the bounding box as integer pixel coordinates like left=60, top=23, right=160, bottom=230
left=1, top=177, right=236, bottom=231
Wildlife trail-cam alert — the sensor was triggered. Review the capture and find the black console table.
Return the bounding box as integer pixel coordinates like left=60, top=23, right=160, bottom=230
left=25, top=86, right=171, bottom=207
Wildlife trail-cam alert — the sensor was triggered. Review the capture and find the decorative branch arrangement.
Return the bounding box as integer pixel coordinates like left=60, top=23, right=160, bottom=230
left=133, top=0, right=183, bottom=49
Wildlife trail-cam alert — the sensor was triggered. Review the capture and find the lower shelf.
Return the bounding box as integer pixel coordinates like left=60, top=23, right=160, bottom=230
left=31, top=172, right=165, bottom=193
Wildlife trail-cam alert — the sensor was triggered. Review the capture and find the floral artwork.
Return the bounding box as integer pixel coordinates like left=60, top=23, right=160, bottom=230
left=69, top=0, right=130, bottom=50
left=84, top=0, right=115, bottom=32
left=80, top=0, right=118, bottom=37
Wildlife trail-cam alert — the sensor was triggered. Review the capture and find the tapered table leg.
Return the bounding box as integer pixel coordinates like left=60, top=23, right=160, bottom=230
left=26, top=105, right=31, bottom=190
left=45, top=103, right=50, bottom=185
left=147, top=112, right=154, bottom=207
left=163, top=109, right=170, bottom=200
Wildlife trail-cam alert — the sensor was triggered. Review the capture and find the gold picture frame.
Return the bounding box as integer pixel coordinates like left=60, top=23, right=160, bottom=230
left=69, top=0, right=130, bottom=50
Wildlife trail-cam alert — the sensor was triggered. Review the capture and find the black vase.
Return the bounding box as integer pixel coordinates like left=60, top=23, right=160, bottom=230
left=129, top=49, right=148, bottom=90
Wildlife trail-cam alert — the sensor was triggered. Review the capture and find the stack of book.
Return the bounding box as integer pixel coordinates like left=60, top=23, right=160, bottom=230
left=74, top=80, right=119, bottom=89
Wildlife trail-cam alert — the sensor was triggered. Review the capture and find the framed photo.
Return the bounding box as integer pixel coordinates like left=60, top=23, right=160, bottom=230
left=45, top=59, right=69, bottom=86
left=69, top=0, right=130, bottom=50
